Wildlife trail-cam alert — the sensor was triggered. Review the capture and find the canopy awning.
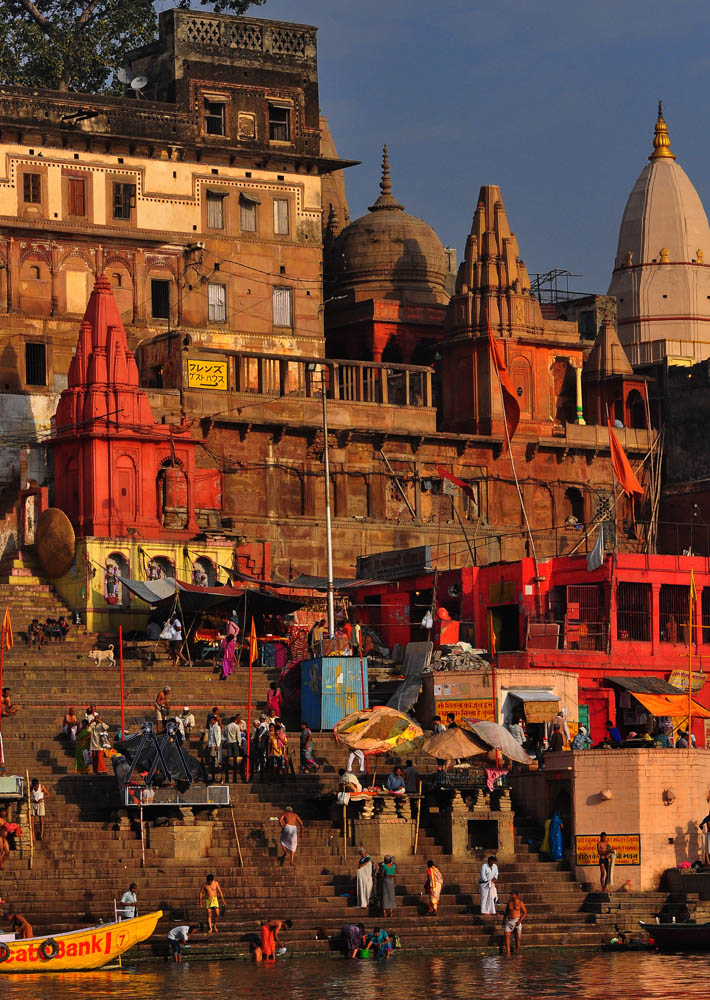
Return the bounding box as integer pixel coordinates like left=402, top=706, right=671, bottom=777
left=632, top=692, right=710, bottom=719
left=504, top=687, right=560, bottom=723
left=606, top=676, right=680, bottom=695
left=119, top=577, right=304, bottom=616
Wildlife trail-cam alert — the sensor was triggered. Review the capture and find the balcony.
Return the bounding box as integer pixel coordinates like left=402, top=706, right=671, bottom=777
left=182, top=350, right=437, bottom=435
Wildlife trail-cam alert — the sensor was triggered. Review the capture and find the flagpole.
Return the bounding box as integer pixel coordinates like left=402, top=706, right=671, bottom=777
left=487, top=316, right=541, bottom=610
left=0, top=624, right=4, bottom=748
left=246, top=620, right=256, bottom=781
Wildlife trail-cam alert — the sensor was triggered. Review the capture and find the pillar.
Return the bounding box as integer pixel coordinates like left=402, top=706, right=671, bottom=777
left=574, top=365, right=585, bottom=425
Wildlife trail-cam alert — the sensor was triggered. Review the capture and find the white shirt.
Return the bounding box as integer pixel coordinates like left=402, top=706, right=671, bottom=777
left=480, top=862, right=499, bottom=884
left=167, top=924, right=190, bottom=942
left=223, top=721, right=239, bottom=744
left=120, top=890, right=137, bottom=919
left=180, top=712, right=195, bottom=730
left=208, top=723, right=222, bottom=749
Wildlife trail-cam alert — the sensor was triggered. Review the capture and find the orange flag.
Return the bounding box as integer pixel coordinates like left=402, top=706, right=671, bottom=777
left=249, top=618, right=258, bottom=667
left=487, top=318, right=520, bottom=442
left=608, top=418, right=643, bottom=497
left=2, top=607, right=12, bottom=650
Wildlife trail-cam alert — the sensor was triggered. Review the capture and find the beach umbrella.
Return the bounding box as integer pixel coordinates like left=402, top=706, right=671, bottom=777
left=461, top=718, right=532, bottom=764
left=333, top=706, right=423, bottom=755
left=421, top=726, right=485, bottom=760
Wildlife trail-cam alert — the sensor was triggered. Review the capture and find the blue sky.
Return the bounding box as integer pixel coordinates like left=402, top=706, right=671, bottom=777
left=248, top=0, right=710, bottom=293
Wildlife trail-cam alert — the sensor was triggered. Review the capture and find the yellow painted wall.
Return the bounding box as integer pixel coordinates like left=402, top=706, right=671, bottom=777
left=52, top=537, right=236, bottom=632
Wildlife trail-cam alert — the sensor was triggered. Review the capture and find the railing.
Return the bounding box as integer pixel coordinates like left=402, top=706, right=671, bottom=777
left=192, top=350, right=434, bottom=409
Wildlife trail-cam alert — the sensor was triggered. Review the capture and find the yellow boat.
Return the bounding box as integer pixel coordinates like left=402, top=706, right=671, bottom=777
left=0, top=910, right=162, bottom=973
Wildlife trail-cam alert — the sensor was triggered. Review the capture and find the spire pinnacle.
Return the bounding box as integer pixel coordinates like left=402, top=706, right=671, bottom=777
left=649, top=99, right=676, bottom=160
left=368, top=143, right=404, bottom=212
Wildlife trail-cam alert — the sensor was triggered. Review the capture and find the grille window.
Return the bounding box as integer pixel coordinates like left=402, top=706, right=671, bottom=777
left=68, top=177, right=86, bottom=216
left=268, top=103, right=290, bottom=142
left=208, top=282, right=226, bottom=323
left=273, top=286, right=292, bottom=327
left=113, top=182, right=135, bottom=220
left=206, top=192, right=225, bottom=230
left=204, top=100, right=226, bottom=136
left=23, top=173, right=41, bottom=203
left=273, top=198, right=289, bottom=235
left=659, top=583, right=689, bottom=643
left=617, top=581, right=651, bottom=641
left=25, top=342, right=46, bottom=386
left=151, top=279, right=170, bottom=320
left=703, top=588, right=710, bottom=644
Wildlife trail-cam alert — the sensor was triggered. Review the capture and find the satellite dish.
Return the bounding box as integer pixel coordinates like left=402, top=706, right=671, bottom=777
left=131, top=76, right=148, bottom=91
left=116, top=67, right=131, bottom=84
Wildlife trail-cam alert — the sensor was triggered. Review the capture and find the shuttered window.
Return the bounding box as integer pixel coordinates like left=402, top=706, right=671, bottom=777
left=273, top=286, right=292, bottom=327
left=25, top=343, right=46, bottom=386
left=68, top=177, right=86, bottom=216
left=273, top=198, right=289, bottom=235
left=113, top=182, right=135, bottom=220
left=206, top=192, right=225, bottom=230
left=23, top=173, right=41, bottom=203
left=151, top=279, right=170, bottom=320
left=208, top=282, right=226, bottom=323
left=240, top=196, right=257, bottom=233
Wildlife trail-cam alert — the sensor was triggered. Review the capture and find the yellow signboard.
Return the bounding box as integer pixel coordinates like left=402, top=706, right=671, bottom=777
left=575, top=834, right=641, bottom=866
left=668, top=669, right=706, bottom=694
left=435, top=699, right=496, bottom=725
left=187, top=359, right=228, bottom=390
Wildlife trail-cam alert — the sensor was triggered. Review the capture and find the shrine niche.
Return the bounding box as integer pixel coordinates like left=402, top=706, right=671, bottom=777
left=104, top=552, right=129, bottom=606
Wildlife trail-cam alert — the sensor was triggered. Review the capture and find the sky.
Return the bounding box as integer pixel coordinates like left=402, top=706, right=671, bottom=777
left=233, top=0, right=710, bottom=295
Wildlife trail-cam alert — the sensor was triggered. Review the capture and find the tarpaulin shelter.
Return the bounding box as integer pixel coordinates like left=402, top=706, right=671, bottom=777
left=421, top=726, right=483, bottom=761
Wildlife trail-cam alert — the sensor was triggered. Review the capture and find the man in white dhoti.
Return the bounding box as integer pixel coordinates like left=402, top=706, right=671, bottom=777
left=347, top=749, right=366, bottom=773
left=356, top=848, right=373, bottom=908
left=279, top=806, right=304, bottom=867
left=480, top=855, right=499, bottom=914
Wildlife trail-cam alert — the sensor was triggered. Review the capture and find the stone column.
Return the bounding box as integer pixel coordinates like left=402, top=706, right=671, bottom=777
left=574, top=365, right=585, bottom=424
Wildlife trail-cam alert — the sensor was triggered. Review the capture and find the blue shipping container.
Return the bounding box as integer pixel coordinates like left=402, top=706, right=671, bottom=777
left=300, top=656, right=369, bottom=731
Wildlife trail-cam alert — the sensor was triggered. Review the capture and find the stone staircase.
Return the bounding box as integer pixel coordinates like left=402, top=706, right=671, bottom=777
left=0, top=568, right=688, bottom=958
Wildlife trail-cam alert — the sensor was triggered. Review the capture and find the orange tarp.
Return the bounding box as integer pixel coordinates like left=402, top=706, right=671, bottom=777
left=632, top=692, right=710, bottom=718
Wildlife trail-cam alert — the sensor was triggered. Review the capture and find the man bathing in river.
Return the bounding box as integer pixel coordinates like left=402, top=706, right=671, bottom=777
left=199, top=873, right=225, bottom=933
left=503, top=892, right=527, bottom=955
left=254, top=917, right=293, bottom=961
left=279, top=807, right=304, bottom=867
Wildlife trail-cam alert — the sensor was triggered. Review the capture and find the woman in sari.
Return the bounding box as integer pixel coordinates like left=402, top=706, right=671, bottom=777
left=220, top=634, right=236, bottom=680
left=424, top=860, right=444, bottom=915
left=74, top=720, right=91, bottom=773
left=356, top=848, right=373, bottom=908
left=299, top=722, right=318, bottom=773
left=380, top=856, right=397, bottom=918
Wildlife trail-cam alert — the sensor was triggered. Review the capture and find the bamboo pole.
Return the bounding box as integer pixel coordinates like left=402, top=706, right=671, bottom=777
left=26, top=767, right=33, bottom=870
left=342, top=801, right=347, bottom=858
left=139, top=802, right=146, bottom=868
left=230, top=805, right=244, bottom=867
left=689, top=570, right=695, bottom=747
left=413, top=780, right=422, bottom=855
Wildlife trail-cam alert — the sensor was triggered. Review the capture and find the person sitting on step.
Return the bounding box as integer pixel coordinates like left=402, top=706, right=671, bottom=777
left=1, top=689, right=19, bottom=717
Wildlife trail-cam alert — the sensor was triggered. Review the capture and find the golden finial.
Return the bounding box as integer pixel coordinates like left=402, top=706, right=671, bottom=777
left=649, top=99, right=676, bottom=160
left=697, top=249, right=704, bottom=263
left=368, top=143, right=404, bottom=212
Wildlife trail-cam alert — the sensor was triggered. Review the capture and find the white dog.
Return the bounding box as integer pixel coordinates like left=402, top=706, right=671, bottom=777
left=88, top=644, right=115, bottom=667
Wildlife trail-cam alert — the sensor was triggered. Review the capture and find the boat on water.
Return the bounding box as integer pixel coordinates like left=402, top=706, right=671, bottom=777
left=0, top=910, right=162, bottom=972
left=639, top=920, right=710, bottom=951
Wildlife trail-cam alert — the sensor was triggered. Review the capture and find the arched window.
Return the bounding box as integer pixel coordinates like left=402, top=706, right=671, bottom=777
left=192, top=556, right=216, bottom=587
left=563, top=487, right=584, bottom=525
left=105, top=552, right=129, bottom=606
left=626, top=389, right=646, bottom=429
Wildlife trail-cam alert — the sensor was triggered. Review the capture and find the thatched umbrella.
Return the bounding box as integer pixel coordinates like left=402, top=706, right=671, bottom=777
left=462, top=718, right=532, bottom=764
left=421, top=726, right=484, bottom=761
left=333, top=706, right=423, bottom=755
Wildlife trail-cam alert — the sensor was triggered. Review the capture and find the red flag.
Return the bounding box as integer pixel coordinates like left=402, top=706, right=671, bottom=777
left=487, top=319, right=520, bottom=442
left=436, top=465, right=476, bottom=502
left=608, top=418, right=643, bottom=497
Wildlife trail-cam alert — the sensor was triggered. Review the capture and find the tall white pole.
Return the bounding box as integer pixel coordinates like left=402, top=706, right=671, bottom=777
left=321, top=373, right=336, bottom=638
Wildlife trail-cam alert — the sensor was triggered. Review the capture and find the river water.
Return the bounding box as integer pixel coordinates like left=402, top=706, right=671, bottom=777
left=2, top=952, right=708, bottom=999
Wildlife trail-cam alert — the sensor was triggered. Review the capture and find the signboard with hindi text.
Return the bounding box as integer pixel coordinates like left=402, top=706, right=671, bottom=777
left=356, top=545, right=431, bottom=581
left=575, top=834, right=641, bottom=866
left=435, top=699, right=495, bottom=725
left=668, top=669, right=706, bottom=694
left=187, top=359, right=228, bottom=390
